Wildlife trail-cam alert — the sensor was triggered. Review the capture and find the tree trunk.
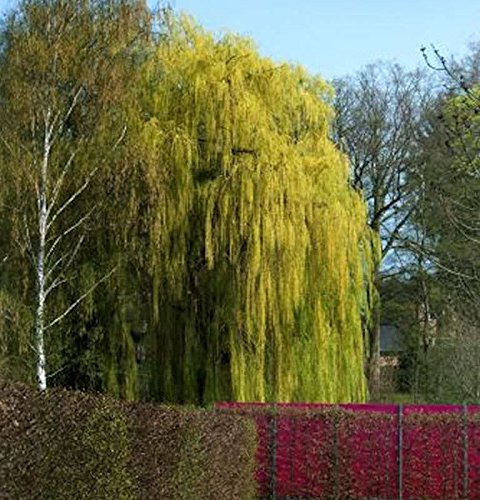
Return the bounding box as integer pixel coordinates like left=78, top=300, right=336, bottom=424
left=35, top=114, right=51, bottom=391
left=366, top=260, right=381, bottom=399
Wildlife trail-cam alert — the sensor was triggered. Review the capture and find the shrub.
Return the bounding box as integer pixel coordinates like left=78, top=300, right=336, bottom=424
left=219, top=402, right=480, bottom=499
left=0, top=383, right=133, bottom=499
left=127, top=403, right=257, bottom=499
left=0, top=384, right=257, bottom=499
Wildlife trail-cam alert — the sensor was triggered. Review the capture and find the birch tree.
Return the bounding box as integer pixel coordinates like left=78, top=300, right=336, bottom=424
left=0, top=0, right=149, bottom=390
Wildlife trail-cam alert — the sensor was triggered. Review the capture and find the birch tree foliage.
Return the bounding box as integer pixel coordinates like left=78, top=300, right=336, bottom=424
left=131, top=17, right=377, bottom=403
left=0, top=0, right=150, bottom=392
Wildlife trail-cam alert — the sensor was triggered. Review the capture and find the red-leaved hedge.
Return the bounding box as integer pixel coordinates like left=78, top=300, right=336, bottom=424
left=218, top=402, right=480, bottom=499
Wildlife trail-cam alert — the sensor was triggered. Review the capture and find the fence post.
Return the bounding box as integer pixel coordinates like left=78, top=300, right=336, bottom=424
left=270, top=403, right=277, bottom=499
left=463, top=403, right=469, bottom=499
left=398, top=404, right=403, bottom=500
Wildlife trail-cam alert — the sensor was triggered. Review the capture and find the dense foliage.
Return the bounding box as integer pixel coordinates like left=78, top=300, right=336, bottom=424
left=412, top=82, right=480, bottom=403
left=221, top=402, right=480, bottom=499
left=0, top=383, right=257, bottom=499
left=135, top=18, right=377, bottom=403
left=0, top=1, right=375, bottom=403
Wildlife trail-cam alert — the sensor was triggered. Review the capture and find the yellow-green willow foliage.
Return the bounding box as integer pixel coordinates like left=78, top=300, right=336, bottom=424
left=130, top=17, right=376, bottom=403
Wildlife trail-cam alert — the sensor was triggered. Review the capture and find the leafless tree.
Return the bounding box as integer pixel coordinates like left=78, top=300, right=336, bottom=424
left=332, top=62, right=432, bottom=394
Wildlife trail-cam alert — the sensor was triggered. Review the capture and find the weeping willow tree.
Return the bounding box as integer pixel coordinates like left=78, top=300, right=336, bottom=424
left=127, top=16, right=377, bottom=404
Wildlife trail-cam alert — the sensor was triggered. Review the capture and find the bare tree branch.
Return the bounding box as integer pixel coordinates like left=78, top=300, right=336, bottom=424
left=45, top=266, right=117, bottom=330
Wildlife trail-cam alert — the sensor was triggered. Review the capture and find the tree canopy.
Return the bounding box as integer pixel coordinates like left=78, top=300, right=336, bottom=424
left=133, top=17, right=377, bottom=403
left=0, top=2, right=376, bottom=404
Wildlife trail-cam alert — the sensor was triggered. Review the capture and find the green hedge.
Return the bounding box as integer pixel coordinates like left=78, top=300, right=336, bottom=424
left=0, top=384, right=256, bottom=499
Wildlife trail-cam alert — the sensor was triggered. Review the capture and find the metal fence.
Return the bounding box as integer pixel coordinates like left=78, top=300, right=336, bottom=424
left=217, top=402, right=480, bottom=499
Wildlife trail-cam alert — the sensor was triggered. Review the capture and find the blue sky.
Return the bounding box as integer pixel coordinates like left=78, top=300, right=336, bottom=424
left=1, top=0, right=479, bottom=78
left=171, top=0, right=480, bottom=79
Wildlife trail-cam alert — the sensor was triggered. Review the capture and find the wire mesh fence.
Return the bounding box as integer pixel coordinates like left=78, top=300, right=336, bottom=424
left=217, top=402, right=480, bottom=499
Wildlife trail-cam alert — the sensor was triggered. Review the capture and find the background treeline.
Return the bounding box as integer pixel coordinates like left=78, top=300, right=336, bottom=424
left=333, top=46, right=480, bottom=403
left=0, top=0, right=376, bottom=404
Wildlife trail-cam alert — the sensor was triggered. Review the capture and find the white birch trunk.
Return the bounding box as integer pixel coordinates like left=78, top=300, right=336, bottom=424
left=35, top=111, right=51, bottom=391
left=30, top=104, right=120, bottom=390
